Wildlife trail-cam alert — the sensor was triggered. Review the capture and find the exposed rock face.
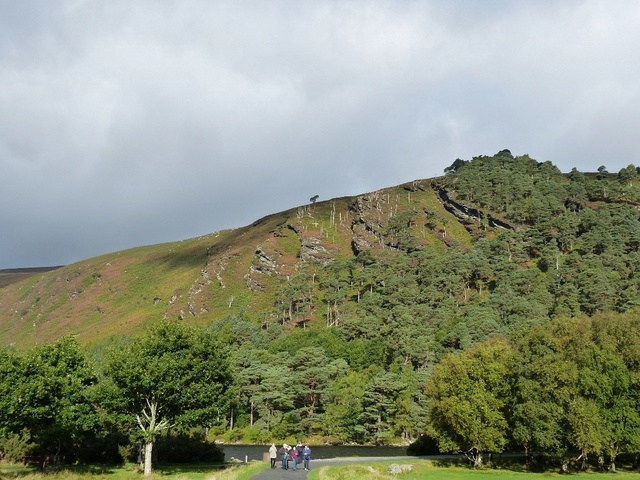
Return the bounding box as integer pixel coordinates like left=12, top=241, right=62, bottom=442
left=348, top=194, right=386, bottom=255
left=254, top=247, right=278, bottom=274
left=245, top=257, right=273, bottom=292
left=244, top=268, right=267, bottom=292
left=181, top=251, right=226, bottom=318
left=434, top=185, right=514, bottom=230
left=300, top=236, right=330, bottom=264
left=244, top=229, right=294, bottom=291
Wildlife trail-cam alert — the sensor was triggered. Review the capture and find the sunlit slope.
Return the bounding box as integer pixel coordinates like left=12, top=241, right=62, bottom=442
left=0, top=180, right=461, bottom=348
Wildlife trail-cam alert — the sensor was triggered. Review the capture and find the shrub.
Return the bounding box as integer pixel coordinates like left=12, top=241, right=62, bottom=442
left=0, top=429, right=35, bottom=463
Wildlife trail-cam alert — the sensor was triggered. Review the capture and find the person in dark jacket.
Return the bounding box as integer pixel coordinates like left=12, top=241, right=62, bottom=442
left=281, top=444, right=289, bottom=470
left=295, top=442, right=304, bottom=468
left=302, top=445, right=311, bottom=471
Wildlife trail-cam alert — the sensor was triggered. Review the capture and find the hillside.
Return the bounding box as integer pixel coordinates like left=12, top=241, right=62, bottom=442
left=1, top=150, right=639, bottom=355
left=0, top=178, right=463, bottom=349
left=6, top=150, right=640, bottom=462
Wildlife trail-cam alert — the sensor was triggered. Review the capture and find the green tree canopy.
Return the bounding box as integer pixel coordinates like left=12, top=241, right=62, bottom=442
left=0, top=337, right=97, bottom=457
left=101, top=321, right=233, bottom=475
left=427, top=339, right=513, bottom=467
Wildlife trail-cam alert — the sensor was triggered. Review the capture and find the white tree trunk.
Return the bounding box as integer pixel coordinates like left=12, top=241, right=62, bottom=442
left=137, top=399, right=169, bottom=477
left=474, top=451, right=483, bottom=469
left=143, top=441, right=153, bottom=476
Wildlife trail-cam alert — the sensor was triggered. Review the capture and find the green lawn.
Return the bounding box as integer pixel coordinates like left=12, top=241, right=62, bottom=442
left=0, top=461, right=269, bottom=480
left=5, top=460, right=640, bottom=480
left=308, top=460, right=640, bottom=480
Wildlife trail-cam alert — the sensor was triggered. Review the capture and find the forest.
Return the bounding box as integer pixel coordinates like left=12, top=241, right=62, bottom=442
left=3, top=151, right=640, bottom=473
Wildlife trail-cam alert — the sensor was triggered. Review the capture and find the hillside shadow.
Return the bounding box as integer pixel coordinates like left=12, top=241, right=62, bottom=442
left=154, top=209, right=294, bottom=270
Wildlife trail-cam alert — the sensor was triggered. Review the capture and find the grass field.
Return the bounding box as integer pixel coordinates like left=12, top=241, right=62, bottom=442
left=307, top=460, right=640, bottom=480
left=0, top=462, right=270, bottom=480
left=5, top=460, right=640, bottom=480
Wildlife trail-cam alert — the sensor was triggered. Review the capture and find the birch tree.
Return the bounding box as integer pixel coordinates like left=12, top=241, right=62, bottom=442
left=103, top=321, right=233, bottom=475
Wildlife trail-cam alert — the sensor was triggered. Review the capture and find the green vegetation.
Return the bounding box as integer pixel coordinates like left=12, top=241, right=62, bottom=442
left=427, top=313, right=640, bottom=471
left=0, top=461, right=268, bottom=480
left=5, top=152, right=640, bottom=474
left=0, top=323, right=233, bottom=476
left=309, top=459, right=640, bottom=479
left=100, top=322, right=234, bottom=474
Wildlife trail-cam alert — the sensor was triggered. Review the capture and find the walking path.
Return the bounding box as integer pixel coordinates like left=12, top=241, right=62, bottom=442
left=249, top=456, right=412, bottom=480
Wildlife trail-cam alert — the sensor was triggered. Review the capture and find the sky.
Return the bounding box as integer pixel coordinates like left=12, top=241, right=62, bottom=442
left=2, top=0, right=640, bottom=269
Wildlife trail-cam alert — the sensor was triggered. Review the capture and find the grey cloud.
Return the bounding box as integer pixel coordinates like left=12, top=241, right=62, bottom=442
left=1, top=0, right=640, bottom=267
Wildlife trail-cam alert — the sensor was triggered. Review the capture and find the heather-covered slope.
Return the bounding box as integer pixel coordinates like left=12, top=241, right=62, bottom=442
left=0, top=180, right=461, bottom=348
left=2, top=150, right=640, bottom=355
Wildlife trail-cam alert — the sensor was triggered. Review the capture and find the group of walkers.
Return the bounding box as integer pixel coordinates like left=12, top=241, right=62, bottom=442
left=268, top=442, right=311, bottom=471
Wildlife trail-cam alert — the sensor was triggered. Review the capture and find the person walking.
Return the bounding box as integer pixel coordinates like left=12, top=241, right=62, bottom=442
left=295, top=441, right=303, bottom=470
left=290, top=444, right=298, bottom=470
left=296, top=442, right=303, bottom=462
left=302, top=444, right=311, bottom=471
left=268, top=443, right=277, bottom=469
left=281, top=444, right=289, bottom=470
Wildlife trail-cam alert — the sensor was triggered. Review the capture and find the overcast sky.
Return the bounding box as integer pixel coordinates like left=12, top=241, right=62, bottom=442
left=2, top=1, right=640, bottom=268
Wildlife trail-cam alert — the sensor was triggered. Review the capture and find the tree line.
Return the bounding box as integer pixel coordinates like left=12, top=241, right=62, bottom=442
left=2, top=311, right=640, bottom=473
left=428, top=311, right=640, bottom=472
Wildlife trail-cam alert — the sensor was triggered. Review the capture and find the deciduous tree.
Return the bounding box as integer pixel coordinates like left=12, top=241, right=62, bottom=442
left=102, top=322, right=233, bottom=475
left=427, top=339, right=512, bottom=467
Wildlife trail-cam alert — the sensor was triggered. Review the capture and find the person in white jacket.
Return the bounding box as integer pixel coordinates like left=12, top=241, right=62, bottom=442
left=268, top=443, right=277, bottom=469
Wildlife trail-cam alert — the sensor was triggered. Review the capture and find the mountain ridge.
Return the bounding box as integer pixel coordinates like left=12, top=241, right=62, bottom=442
left=0, top=266, right=63, bottom=287
left=0, top=178, right=459, bottom=348
left=2, top=152, right=639, bottom=353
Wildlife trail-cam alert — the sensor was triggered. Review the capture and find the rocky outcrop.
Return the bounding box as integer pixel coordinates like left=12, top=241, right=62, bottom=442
left=254, top=247, right=277, bottom=274
left=245, top=248, right=278, bottom=292
left=348, top=194, right=387, bottom=255
left=300, top=236, right=331, bottom=264
left=434, top=185, right=514, bottom=230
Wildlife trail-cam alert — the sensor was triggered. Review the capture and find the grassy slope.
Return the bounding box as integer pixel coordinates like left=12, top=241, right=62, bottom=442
left=0, top=180, right=469, bottom=349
